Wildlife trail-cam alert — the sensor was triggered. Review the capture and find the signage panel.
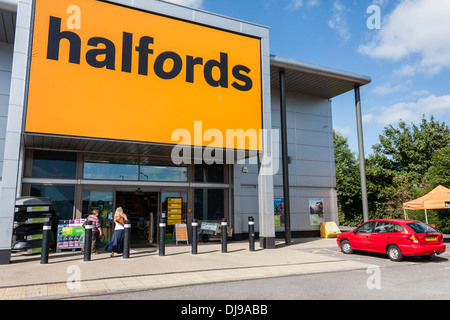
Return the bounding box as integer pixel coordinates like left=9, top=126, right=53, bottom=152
left=25, top=0, right=263, bottom=150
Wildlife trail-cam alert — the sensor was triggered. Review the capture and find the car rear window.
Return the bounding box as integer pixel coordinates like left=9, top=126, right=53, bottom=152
left=407, top=222, right=437, bottom=234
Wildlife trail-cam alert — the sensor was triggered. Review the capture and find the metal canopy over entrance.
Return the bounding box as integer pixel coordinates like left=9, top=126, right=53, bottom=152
left=270, top=55, right=372, bottom=99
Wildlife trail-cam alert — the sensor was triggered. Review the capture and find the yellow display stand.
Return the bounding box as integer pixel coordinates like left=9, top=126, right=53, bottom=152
left=320, top=222, right=341, bottom=238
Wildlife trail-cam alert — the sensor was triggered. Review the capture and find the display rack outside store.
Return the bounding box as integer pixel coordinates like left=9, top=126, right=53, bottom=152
left=57, top=219, right=86, bottom=252
left=12, top=197, right=53, bottom=255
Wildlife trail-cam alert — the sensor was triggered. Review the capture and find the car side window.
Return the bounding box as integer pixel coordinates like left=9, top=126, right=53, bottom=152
left=355, top=221, right=376, bottom=233
left=392, top=223, right=404, bottom=232
left=374, top=222, right=386, bottom=233
left=374, top=222, right=404, bottom=233
left=374, top=221, right=392, bottom=233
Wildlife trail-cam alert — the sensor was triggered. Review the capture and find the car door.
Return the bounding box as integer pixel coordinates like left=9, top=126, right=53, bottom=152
left=371, top=221, right=393, bottom=253
left=371, top=222, right=405, bottom=253
left=351, top=221, right=376, bottom=251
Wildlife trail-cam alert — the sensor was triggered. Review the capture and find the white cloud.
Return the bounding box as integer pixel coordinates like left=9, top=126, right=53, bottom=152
left=333, top=125, right=352, bottom=136
left=363, top=94, right=450, bottom=126
left=288, top=0, right=304, bottom=10
left=392, top=64, right=417, bottom=78
left=372, top=81, right=411, bottom=96
left=161, top=0, right=203, bottom=9
left=287, top=0, right=320, bottom=10
left=372, top=0, right=390, bottom=6
left=328, top=0, right=350, bottom=41
left=359, top=0, right=450, bottom=76
left=410, top=89, right=430, bottom=97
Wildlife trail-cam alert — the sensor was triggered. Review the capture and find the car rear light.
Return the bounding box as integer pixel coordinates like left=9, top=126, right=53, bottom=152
left=407, top=234, right=419, bottom=243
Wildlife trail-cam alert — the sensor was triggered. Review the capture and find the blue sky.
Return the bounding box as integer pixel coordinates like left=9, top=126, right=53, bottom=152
left=164, top=0, right=450, bottom=156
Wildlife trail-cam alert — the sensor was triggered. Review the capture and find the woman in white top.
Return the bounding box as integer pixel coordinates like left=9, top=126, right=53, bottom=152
left=105, top=207, right=128, bottom=257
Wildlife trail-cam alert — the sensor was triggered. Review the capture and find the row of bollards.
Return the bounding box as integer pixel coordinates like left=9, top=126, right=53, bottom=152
left=40, top=217, right=256, bottom=263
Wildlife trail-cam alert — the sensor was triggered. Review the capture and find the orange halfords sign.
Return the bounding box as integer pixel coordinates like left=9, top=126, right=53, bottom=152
left=25, top=0, right=262, bottom=150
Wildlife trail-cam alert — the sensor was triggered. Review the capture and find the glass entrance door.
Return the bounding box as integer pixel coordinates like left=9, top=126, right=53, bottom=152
left=116, top=191, right=159, bottom=245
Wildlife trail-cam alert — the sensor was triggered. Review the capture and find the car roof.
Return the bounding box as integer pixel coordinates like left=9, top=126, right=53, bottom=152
left=369, top=219, right=420, bottom=224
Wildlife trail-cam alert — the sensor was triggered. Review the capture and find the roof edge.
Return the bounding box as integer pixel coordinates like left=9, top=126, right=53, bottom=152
left=0, top=0, right=17, bottom=12
left=270, top=54, right=372, bottom=86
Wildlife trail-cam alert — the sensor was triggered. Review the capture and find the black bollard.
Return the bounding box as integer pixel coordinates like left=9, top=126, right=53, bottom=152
left=84, top=220, right=92, bottom=262
left=248, top=217, right=255, bottom=252
left=123, top=220, right=131, bottom=259
left=221, top=218, right=228, bottom=253
left=40, top=221, right=51, bottom=264
left=191, top=219, right=198, bottom=255
left=159, top=219, right=166, bottom=256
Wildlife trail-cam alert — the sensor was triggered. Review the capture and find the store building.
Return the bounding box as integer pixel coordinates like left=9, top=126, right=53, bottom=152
left=0, top=0, right=371, bottom=264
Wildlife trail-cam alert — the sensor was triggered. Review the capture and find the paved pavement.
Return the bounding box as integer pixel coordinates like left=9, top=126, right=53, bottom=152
left=0, top=237, right=373, bottom=300
left=1, top=232, right=448, bottom=300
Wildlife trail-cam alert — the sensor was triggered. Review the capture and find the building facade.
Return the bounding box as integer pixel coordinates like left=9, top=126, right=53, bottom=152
left=0, top=0, right=370, bottom=264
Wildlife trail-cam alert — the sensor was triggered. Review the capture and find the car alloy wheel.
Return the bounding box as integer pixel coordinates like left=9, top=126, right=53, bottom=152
left=341, top=240, right=353, bottom=254
left=387, top=245, right=403, bottom=262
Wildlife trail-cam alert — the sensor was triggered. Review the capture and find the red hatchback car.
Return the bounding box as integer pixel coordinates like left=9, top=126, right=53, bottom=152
left=337, top=219, right=446, bottom=261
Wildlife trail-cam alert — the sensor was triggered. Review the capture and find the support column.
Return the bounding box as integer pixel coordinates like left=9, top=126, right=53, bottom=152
left=354, top=85, right=369, bottom=222
left=258, top=165, right=275, bottom=248
left=0, top=0, right=33, bottom=264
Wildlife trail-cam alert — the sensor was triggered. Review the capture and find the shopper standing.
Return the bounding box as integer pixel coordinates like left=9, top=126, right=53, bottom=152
left=86, top=209, right=103, bottom=254
left=105, top=207, right=128, bottom=257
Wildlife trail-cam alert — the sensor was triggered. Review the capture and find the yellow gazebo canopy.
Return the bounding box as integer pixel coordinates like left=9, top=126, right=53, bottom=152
left=403, top=185, right=450, bottom=223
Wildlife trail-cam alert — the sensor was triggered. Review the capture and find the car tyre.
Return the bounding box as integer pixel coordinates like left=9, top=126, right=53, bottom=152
left=387, top=245, right=403, bottom=262
left=340, top=240, right=353, bottom=254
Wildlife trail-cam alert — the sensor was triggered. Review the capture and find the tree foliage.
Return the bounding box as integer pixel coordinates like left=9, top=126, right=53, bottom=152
left=425, top=145, right=450, bottom=187
left=372, top=116, right=450, bottom=179
left=333, top=131, right=363, bottom=225
left=334, top=116, right=450, bottom=232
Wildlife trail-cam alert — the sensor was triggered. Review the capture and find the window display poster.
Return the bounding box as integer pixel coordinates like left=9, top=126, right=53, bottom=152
left=309, top=198, right=324, bottom=226
left=274, top=198, right=285, bottom=227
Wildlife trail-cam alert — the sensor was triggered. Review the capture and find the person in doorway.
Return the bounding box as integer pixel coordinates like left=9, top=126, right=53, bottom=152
left=85, top=209, right=103, bottom=254
left=105, top=207, right=128, bottom=257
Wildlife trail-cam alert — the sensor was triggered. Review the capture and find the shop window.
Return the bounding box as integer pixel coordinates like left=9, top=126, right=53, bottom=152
left=140, top=158, right=188, bottom=182
left=84, top=154, right=139, bottom=180
left=30, top=185, right=75, bottom=220
left=82, top=191, right=114, bottom=246
left=194, top=189, right=225, bottom=221
left=32, top=150, right=77, bottom=178
left=194, top=164, right=224, bottom=183
left=82, top=191, right=114, bottom=219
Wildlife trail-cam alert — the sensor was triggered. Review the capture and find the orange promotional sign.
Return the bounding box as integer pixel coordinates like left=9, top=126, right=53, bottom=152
left=25, top=0, right=263, bottom=150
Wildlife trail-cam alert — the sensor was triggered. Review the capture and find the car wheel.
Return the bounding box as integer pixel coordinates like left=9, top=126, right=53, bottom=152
left=387, top=245, right=403, bottom=262
left=340, top=240, right=353, bottom=254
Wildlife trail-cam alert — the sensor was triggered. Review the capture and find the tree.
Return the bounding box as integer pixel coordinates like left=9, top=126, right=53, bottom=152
left=333, top=131, right=363, bottom=225
left=425, top=145, right=450, bottom=188
left=334, top=116, right=450, bottom=227
left=372, top=116, right=450, bottom=180
left=368, top=116, right=450, bottom=218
